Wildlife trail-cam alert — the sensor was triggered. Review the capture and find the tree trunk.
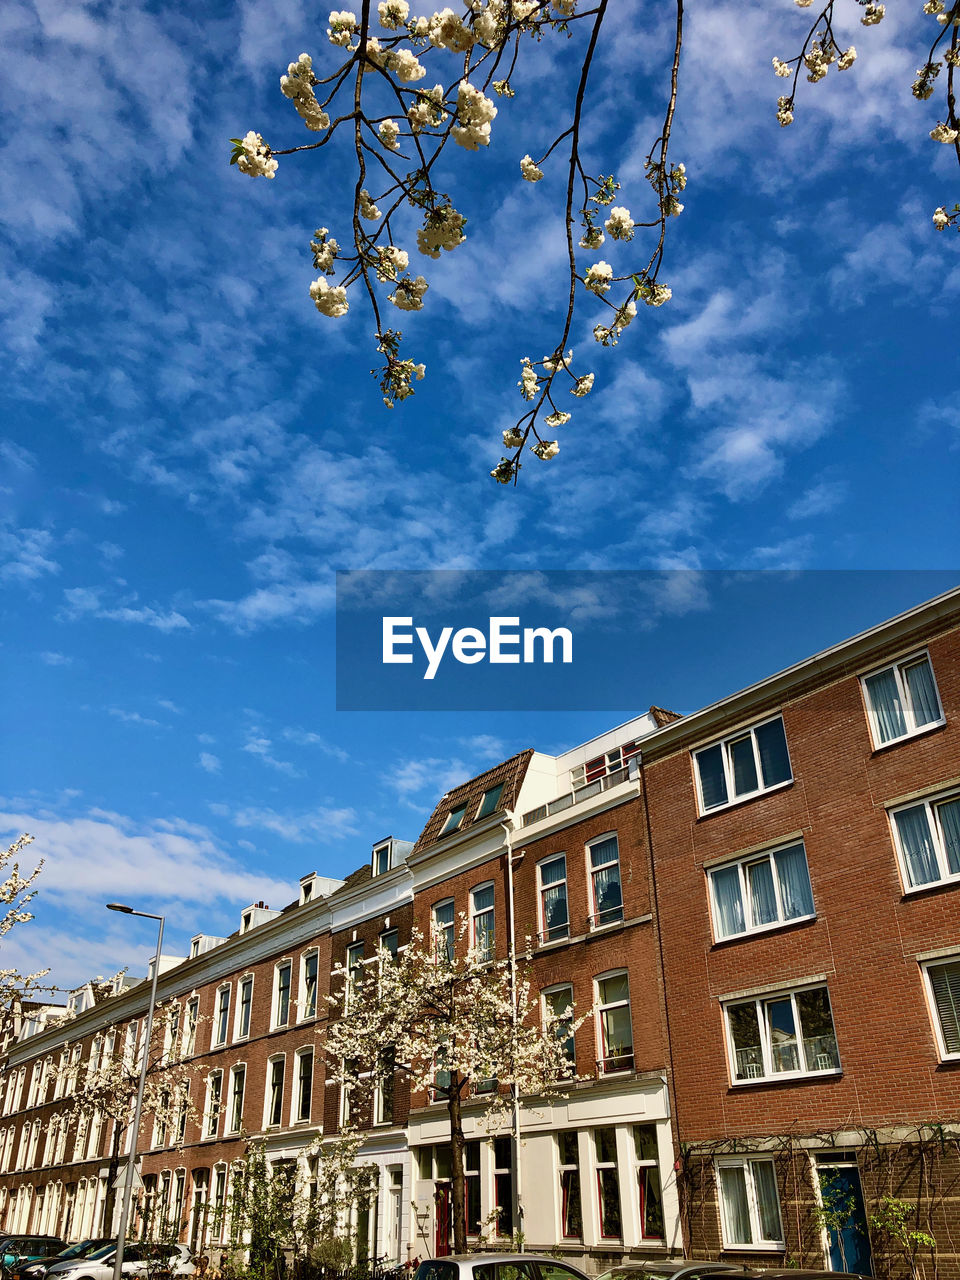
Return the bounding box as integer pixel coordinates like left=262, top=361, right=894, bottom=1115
left=447, top=1074, right=467, bottom=1254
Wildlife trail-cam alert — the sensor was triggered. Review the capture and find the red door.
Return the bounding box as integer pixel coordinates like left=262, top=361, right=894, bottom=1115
left=435, top=1184, right=451, bottom=1256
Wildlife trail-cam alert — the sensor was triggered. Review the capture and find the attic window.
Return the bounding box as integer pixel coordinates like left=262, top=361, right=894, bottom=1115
left=373, top=844, right=391, bottom=876
left=242, top=912, right=252, bottom=931
left=302, top=881, right=312, bottom=903
left=190, top=939, right=200, bottom=958
left=476, top=783, right=504, bottom=819
left=441, top=804, right=468, bottom=835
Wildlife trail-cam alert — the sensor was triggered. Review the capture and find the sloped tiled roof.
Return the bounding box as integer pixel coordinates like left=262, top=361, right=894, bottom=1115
left=649, top=704, right=683, bottom=727
left=412, top=749, right=534, bottom=853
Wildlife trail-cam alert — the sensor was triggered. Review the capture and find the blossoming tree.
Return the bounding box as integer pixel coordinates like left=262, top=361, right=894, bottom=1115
left=233, top=1, right=959, bottom=483
left=0, top=833, right=48, bottom=1052
left=324, top=923, right=582, bottom=1254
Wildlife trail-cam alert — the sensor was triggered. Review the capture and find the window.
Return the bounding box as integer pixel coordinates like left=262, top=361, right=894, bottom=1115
left=236, top=977, right=253, bottom=1039
left=375, top=1047, right=395, bottom=1125
left=301, top=951, right=319, bottom=1020
left=345, top=942, right=365, bottom=1010
left=295, top=1048, right=314, bottom=1122
left=463, top=1141, right=481, bottom=1234
left=543, top=984, right=576, bottom=1066
left=694, top=715, right=792, bottom=813
left=494, top=1135, right=513, bottom=1237
left=634, top=1125, right=664, bottom=1240
left=716, top=1157, right=784, bottom=1247
left=183, top=999, right=199, bottom=1056
left=227, top=1065, right=245, bottom=1134
left=709, top=840, right=815, bottom=940
left=214, top=986, right=230, bottom=1047
left=470, top=883, right=495, bottom=960
left=596, top=972, right=633, bottom=1074
left=571, top=741, right=641, bottom=789
left=891, top=792, right=960, bottom=891
left=204, top=1071, right=223, bottom=1139
left=477, top=783, right=504, bottom=819
left=863, top=652, right=943, bottom=747
left=538, top=855, right=569, bottom=942
left=380, top=928, right=399, bottom=959
left=923, top=957, right=960, bottom=1058
left=441, top=803, right=468, bottom=835
left=725, top=984, right=840, bottom=1082
left=557, top=1131, right=582, bottom=1239
left=595, top=1128, right=622, bottom=1238
left=588, top=835, right=623, bottom=927
left=274, top=963, right=292, bottom=1028
left=433, top=899, right=455, bottom=961
left=373, top=842, right=392, bottom=875
left=266, top=1057, right=285, bottom=1127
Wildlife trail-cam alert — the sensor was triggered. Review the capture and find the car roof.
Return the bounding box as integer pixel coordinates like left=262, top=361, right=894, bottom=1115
left=422, top=1259, right=586, bottom=1268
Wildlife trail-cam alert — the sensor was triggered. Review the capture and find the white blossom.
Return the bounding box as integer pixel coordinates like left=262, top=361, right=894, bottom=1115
left=407, top=85, right=448, bottom=132
left=772, top=57, right=792, bottom=77
left=532, top=439, right=559, bottom=459
left=924, top=1, right=945, bottom=12
left=604, top=205, right=635, bottom=240
left=502, top=427, right=524, bottom=448
left=579, top=225, right=604, bottom=249
left=544, top=410, right=571, bottom=427
left=572, top=372, right=594, bottom=396
left=777, top=95, right=795, bottom=126
left=310, top=277, right=349, bottom=316
left=542, top=350, right=573, bottom=373
left=429, top=7, right=476, bottom=51
left=280, top=54, right=330, bottom=132
left=932, top=206, right=950, bottom=229
left=388, top=274, right=429, bottom=310
left=636, top=280, right=672, bottom=306
left=837, top=46, right=857, bottom=70
left=518, top=358, right=539, bottom=400
left=359, top=189, right=382, bottom=220
left=378, top=0, right=409, bottom=27
left=593, top=298, right=636, bottom=346
left=930, top=121, right=959, bottom=142
left=375, top=245, right=410, bottom=281
left=452, top=80, right=498, bottom=150
left=379, top=118, right=401, bottom=149
left=327, top=9, right=358, bottom=45
left=520, top=154, right=544, bottom=181
left=862, top=3, right=885, bottom=22
left=584, top=260, right=613, bottom=295
left=804, top=42, right=835, bottom=82
left=386, top=47, right=427, bottom=81
left=417, top=205, right=467, bottom=256
left=236, top=131, right=278, bottom=178
left=310, top=227, right=340, bottom=274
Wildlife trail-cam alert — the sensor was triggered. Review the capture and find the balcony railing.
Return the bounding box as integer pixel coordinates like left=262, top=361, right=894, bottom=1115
left=522, top=766, right=631, bottom=827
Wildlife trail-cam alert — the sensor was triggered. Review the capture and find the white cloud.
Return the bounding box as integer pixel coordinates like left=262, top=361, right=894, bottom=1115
left=62, top=586, right=191, bottom=631
left=227, top=804, right=359, bottom=843
left=107, top=708, right=165, bottom=728
left=199, top=752, right=221, bottom=774
left=243, top=735, right=301, bottom=777
left=39, top=651, right=73, bottom=666
left=787, top=480, right=848, bottom=521
left=0, top=523, right=59, bottom=583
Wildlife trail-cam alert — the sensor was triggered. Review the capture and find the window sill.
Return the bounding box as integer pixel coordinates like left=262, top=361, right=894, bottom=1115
left=870, top=719, right=946, bottom=755
left=902, top=876, right=960, bottom=900
left=720, top=1244, right=786, bottom=1253
left=730, top=1067, right=841, bottom=1088
left=698, top=778, right=793, bottom=820
left=712, top=913, right=816, bottom=947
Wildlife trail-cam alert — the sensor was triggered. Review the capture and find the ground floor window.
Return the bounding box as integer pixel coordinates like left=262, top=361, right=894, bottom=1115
left=558, top=1131, right=582, bottom=1239
left=716, top=1157, right=783, bottom=1248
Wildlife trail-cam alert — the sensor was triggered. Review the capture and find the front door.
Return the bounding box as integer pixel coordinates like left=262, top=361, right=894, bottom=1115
left=434, top=1184, right=451, bottom=1257
left=816, top=1157, right=872, bottom=1275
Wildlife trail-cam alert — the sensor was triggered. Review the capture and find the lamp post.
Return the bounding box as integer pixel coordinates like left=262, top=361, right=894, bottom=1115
left=106, top=904, right=165, bottom=1280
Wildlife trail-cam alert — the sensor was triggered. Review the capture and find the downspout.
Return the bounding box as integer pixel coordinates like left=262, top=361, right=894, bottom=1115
left=501, top=814, right=524, bottom=1250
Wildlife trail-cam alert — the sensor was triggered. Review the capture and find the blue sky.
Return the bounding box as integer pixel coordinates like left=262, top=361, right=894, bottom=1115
left=1, top=0, right=959, bottom=989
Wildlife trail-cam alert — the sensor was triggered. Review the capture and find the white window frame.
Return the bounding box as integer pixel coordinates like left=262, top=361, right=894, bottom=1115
left=225, top=1063, right=246, bottom=1135
left=587, top=833, right=623, bottom=929
left=861, top=650, right=944, bottom=749
left=715, top=1156, right=785, bottom=1249
left=433, top=898, right=455, bottom=961
left=723, top=982, right=841, bottom=1084
left=203, top=1070, right=223, bottom=1139
left=373, top=842, right=392, bottom=876
left=344, top=941, right=365, bottom=1012
left=708, top=839, right=816, bottom=941
left=293, top=1047, right=314, bottom=1124
left=890, top=789, right=960, bottom=893
left=272, top=960, right=293, bottom=1029
left=300, top=949, right=319, bottom=1021
left=235, top=975, right=254, bottom=1040
left=470, top=882, right=495, bottom=961
left=921, top=956, right=960, bottom=1061
left=595, top=970, right=633, bottom=1075
left=183, top=999, right=199, bottom=1056
left=441, top=803, right=468, bottom=835
left=693, top=714, right=793, bottom=815
left=538, top=853, right=569, bottom=943
left=542, top=983, right=576, bottom=1068
left=373, top=1048, right=396, bottom=1126
left=213, top=985, right=231, bottom=1048
left=265, top=1055, right=285, bottom=1129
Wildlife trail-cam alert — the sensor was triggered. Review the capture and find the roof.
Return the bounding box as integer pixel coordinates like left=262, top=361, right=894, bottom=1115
left=413, top=749, right=534, bottom=852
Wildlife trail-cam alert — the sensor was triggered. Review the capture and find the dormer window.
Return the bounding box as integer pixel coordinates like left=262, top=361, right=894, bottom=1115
left=242, top=912, right=252, bottom=931
left=476, top=784, right=505, bottom=819
left=302, top=881, right=312, bottom=903
left=442, top=804, right=468, bottom=835
left=373, top=843, right=392, bottom=876
left=190, top=939, right=200, bottom=958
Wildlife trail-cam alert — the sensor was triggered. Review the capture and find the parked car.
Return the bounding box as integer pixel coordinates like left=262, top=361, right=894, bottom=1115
left=596, top=1264, right=749, bottom=1280
left=739, top=1271, right=870, bottom=1280
left=13, top=1241, right=115, bottom=1280
left=45, top=1247, right=116, bottom=1280
left=413, top=1255, right=591, bottom=1280
left=1, top=1242, right=67, bottom=1275
left=56, top=1246, right=194, bottom=1280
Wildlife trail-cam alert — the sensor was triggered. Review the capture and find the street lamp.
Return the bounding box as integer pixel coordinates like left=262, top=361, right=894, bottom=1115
left=106, top=903, right=165, bottom=1280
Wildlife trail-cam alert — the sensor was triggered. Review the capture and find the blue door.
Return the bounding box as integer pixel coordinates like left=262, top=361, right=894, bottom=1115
left=818, top=1163, right=872, bottom=1275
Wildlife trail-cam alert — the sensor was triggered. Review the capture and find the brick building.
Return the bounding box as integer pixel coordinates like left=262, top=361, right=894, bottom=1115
left=3, top=587, right=960, bottom=1277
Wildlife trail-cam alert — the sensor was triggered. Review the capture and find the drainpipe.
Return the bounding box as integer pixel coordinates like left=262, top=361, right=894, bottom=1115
left=501, top=814, right=525, bottom=1250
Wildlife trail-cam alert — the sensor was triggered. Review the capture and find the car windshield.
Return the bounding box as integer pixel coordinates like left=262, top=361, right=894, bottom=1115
left=84, top=1247, right=116, bottom=1262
